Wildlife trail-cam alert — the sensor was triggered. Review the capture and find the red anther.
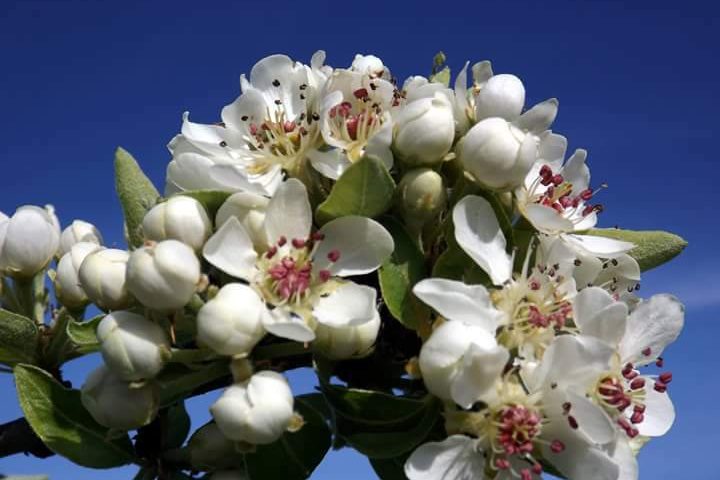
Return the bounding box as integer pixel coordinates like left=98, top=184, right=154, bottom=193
left=327, top=249, right=341, bottom=262
left=281, top=258, right=296, bottom=269
left=562, top=402, right=572, bottom=413
left=521, top=469, right=532, bottom=480
left=568, top=416, right=579, bottom=429
left=495, top=458, right=510, bottom=470
left=353, top=88, right=369, bottom=99
left=572, top=197, right=581, bottom=208
left=594, top=204, right=604, bottom=214
left=539, top=165, right=552, bottom=179
left=622, top=363, right=634, bottom=375
left=659, top=372, right=673, bottom=384
left=318, top=269, right=331, bottom=282
left=532, top=463, right=543, bottom=475
left=634, top=404, right=646, bottom=414
left=630, top=378, right=646, bottom=390
left=277, top=236, right=287, bottom=246
left=617, top=398, right=632, bottom=412
left=311, top=232, right=325, bottom=241
left=580, top=188, right=593, bottom=201
left=582, top=205, right=595, bottom=216
left=552, top=174, right=564, bottom=186
left=261, top=122, right=271, bottom=131
left=249, top=123, right=259, bottom=135
left=624, top=370, right=639, bottom=380
left=631, top=412, right=645, bottom=424
left=551, top=440, right=566, bottom=453
left=546, top=186, right=555, bottom=198
left=265, top=246, right=278, bottom=259
left=529, top=279, right=541, bottom=290
left=656, top=357, right=664, bottom=368
left=551, top=202, right=564, bottom=214
left=299, top=126, right=308, bottom=136
left=642, top=347, right=652, bottom=356
left=617, top=418, right=631, bottom=430
left=654, top=381, right=667, bottom=393
left=283, top=121, right=297, bottom=133
left=291, top=238, right=306, bottom=249
left=559, top=196, right=573, bottom=208
left=346, top=116, right=359, bottom=140
left=628, top=428, right=640, bottom=438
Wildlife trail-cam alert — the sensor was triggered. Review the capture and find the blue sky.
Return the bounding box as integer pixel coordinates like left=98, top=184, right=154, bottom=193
left=0, top=0, right=718, bottom=478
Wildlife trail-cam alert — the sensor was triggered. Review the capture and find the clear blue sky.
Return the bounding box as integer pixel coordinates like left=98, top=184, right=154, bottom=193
left=0, top=0, right=717, bottom=478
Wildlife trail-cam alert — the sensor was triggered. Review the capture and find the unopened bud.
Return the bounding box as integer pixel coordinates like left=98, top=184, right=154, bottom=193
left=187, top=422, right=239, bottom=470
left=78, top=248, right=133, bottom=310
left=54, top=242, right=103, bottom=308
left=59, top=220, right=103, bottom=256
left=0, top=205, right=60, bottom=278
left=398, top=168, right=447, bottom=228
left=215, top=192, right=270, bottom=249
left=142, top=196, right=211, bottom=252
left=393, top=92, right=455, bottom=167
left=475, top=74, right=526, bottom=121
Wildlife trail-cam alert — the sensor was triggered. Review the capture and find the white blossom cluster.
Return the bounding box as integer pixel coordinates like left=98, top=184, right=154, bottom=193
left=0, top=51, right=685, bottom=480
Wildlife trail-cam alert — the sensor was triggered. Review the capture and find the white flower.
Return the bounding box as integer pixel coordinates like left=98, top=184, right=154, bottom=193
left=166, top=52, right=330, bottom=195
left=313, top=308, right=380, bottom=360
left=392, top=92, right=455, bottom=166
left=418, top=320, right=509, bottom=408
left=81, top=365, right=159, bottom=430
left=142, top=195, right=211, bottom=251
left=97, top=310, right=171, bottom=381
left=307, top=69, right=396, bottom=179
left=59, top=220, right=103, bottom=256
left=126, top=239, right=201, bottom=312
left=215, top=191, right=270, bottom=249
left=0, top=205, right=60, bottom=278
left=78, top=248, right=133, bottom=310
left=475, top=73, right=526, bottom=122
left=210, top=371, right=294, bottom=445
left=54, top=242, right=103, bottom=308
left=516, top=148, right=635, bottom=258
left=397, top=168, right=447, bottom=229
left=203, top=179, right=393, bottom=342
left=350, top=54, right=390, bottom=79
left=196, top=283, right=266, bottom=356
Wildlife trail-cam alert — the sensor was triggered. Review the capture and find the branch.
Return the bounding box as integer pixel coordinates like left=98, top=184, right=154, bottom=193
left=0, top=417, right=53, bottom=459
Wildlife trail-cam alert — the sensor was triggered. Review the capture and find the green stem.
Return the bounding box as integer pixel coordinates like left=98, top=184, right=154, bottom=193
left=167, top=348, right=218, bottom=364
left=43, top=309, right=73, bottom=368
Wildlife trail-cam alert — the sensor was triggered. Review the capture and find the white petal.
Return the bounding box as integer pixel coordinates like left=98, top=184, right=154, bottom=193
left=405, top=436, right=484, bottom=480
left=541, top=421, right=619, bottom=480
left=452, top=195, right=512, bottom=285
left=313, top=282, right=377, bottom=327
left=203, top=217, right=257, bottom=280
left=637, top=381, right=675, bottom=437
left=313, top=216, right=394, bottom=277
left=263, top=179, right=312, bottom=245
left=451, top=342, right=508, bottom=408
left=209, top=164, right=283, bottom=196
left=165, top=152, right=216, bottom=194
left=524, top=203, right=574, bottom=234
left=412, top=278, right=502, bottom=332
left=261, top=308, right=315, bottom=342
left=307, top=148, right=351, bottom=180
left=514, top=98, right=559, bottom=134
left=364, top=121, right=394, bottom=171
left=573, top=287, right=628, bottom=346
left=562, top=149, right=590, bottom=195
left=565, top=390, right=616, bottom=445
left=609, top=437, right=639, bottom=480
left=471, top=61, right=493, bottom=85
left=619, top=294, right=684, bottom=365
left=538, top=132, right=568, bottom=164
left=221, top=88, right=268, bottom=130
left=564, top=234, right=635, bottom=258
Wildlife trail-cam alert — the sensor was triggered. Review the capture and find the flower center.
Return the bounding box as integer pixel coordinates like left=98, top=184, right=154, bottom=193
left=327, top=86, right=388, bottom=162
left=256, top=232, right=339, bottom=306
left=525, top=165, right=605, bottom=224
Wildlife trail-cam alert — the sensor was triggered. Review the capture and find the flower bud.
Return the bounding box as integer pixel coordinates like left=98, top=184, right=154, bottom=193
left=126, top=240, right=200, bottom=312
left=187, top=423, right=238, bottom=470
left=215, top=192, right=269, bottom=249
left=78, top=248, right=133, bottom=310
left=475, top=74, right=526, bottom=121
left=196, top=283, right=266, bottom=356
left=398, top=168, right=447, bottom=229
left=142, top=196, right=211, bottom=252
left=211, top=371, right=294, bottom=445
left=393, top=92, right=455, bottom=167
left=97, top=310, right=170, bottom=381
left=54, top=242, right=103, bottom=309
left=458, top=117, right=537, bottom=191
left=81, top=365, right=159, bottom=430
left=59, top=220, right=103, bottom=256
left=351, top=54, right=386, bottom=78
left=0, top=205, right=60, bottom=278
left=313, top=310, right=380, bottom=360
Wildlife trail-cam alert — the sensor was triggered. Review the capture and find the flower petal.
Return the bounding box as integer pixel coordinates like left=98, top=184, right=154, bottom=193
left=405, top=436, right=484, bottom=480
left=313, top=216, right=394, bottom=277
left=209, top=164, right=283, bottom=197
left=538, top=132, right=568, bottom=165
left=261, top=308, right=315, bottom=343
left=514, top=98, right=559, bottom=134
left=637, top=380, right=675, bottom=437
left=451, top=341, right=508, bottom=408
left=563, top=234, right=635, bottom=258
left=307, top=148, right=351, bottom=180
left=452, top=195, right=512, bottom=285
left=541, top=421, right=619, bottom=480
left=619, top=294, right=684, bottom=365
left=312, top=282, right=377, bottom=327
left=562, top=149, right=590, bottom=195
left=202, top=217, right=257, bottom=280
left=564, top=390, right=616, bottom=445
left=573, top=287, right=628, bottom=346
left=609, top=437, right=639, bottom=480
left=524, top=203, right=574, bottom=234
left=263, top=179, right=312, bottom=245
left=364, top=121, right=394, bottom=171
left=413, top=278, right=503, bottom=332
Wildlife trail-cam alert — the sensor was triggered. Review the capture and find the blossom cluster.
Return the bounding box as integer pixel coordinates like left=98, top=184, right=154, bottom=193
left=0, top=51, right=685, bottom=480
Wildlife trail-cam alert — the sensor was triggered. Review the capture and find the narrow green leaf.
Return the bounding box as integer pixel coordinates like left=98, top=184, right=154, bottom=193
left=0, top=309, right=39, bottom=366
left=14, top=364, right=135, bottom=468
left=177, top=190, right=233, bottom=219
left=114, top=147, right=160, bottom=248
left=156, top=361, right=230, bottom=407
left=321, top=385, right=427, bottom=428
left=245, top=395, right=332, bottom=480
left=162, top=401, right=191, bottom=450
left=378, top=218, right=430, bottom=330
left=588, top=228, right=687, bottom=271
left=315, top=155, right=396, bottom=225
left=66, top=315, right=103, bottom=355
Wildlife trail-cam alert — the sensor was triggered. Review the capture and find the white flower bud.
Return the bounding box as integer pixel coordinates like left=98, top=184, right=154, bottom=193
left=351, top=54, right=387, bottom=78
left=215, top=192, right=269, bottom=249
left=54, top=242, right=103, bottom=308
left=78, top=248, right=133, bottom=310
left=313, top=310, right=380, bottom=360
left=196, top=283, right=266, bottom=356
left=458, top=117, right=537, bottom=191
left=398, top=168, right=447, bottom=228
left=211, top=371, right=294, bottom=445
left=0, top=205, right=60, bottom=278
left=393, top=92, right=455, bottom=167
left=97, top=310, right=170, bottom=381
left=126, top=240, right=200, bottom=312
left=59, top=220, right=103, bottom=256
left=187, top=423, right=238, bottom=470
left=475, top=74, right=526, bottom=121
left=81, top=365, right=159, bottom=430
left=142, top=196, right=211, bottom=251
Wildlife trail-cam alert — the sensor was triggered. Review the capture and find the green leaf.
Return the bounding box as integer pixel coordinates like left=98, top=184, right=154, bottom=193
left=245, top=395, right=332, bottom=480
left=162, top=401, right=191, bottom=450
left=0, top=309, right=39, bottom=366
left=322, top=385, right=427, bottom=427
left=66, top=315, right=103, bottom=356
left=431, top=243, right=491, bottom=285
left=315, top=155, right=396, bottom=225
left=177, top=190, right=233, bottom=218
left=587, top=228, right=687, bottom=271
left=378, top=218, right=430, bottom=330
left=370, top=453, right=411, bottom=480
left=156, top=361, right=230, bottom=407
left=114, top=147, right=160, bottom=248
left=14, top=364, right=135, bottom=468
left=429, top=66, right=451, bottom=87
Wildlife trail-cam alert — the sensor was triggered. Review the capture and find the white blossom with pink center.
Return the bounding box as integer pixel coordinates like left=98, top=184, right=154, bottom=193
left=202, top=179, right=394, bottom=342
